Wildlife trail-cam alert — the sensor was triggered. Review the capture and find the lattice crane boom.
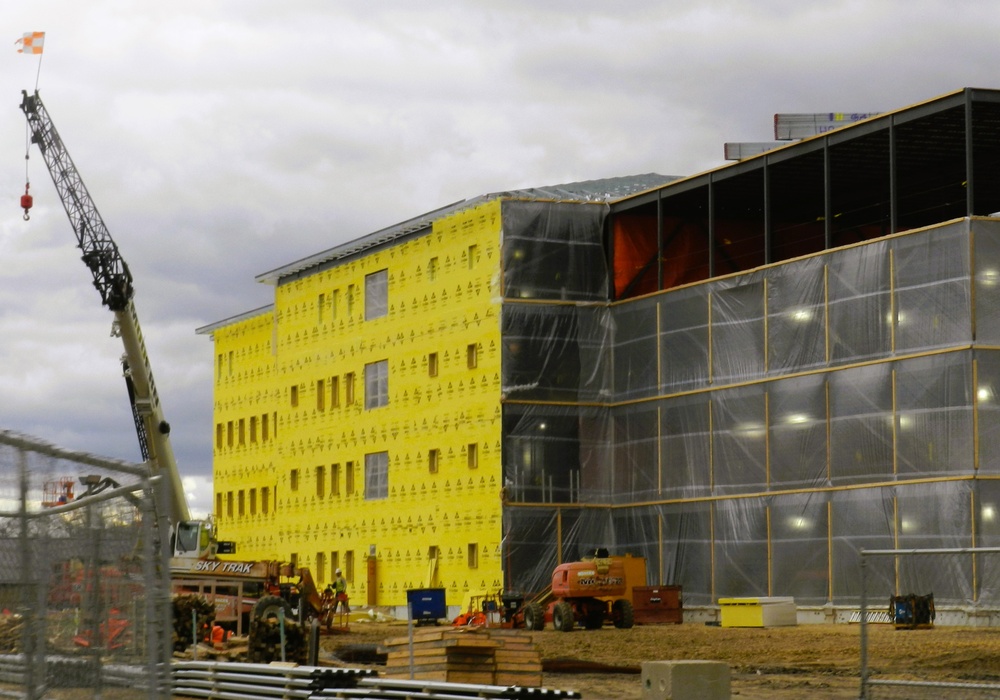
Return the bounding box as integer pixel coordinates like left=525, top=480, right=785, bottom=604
left=20, top=89, right=191, bottom=525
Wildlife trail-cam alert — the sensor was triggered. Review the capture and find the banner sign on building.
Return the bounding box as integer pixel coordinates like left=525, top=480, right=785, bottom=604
left=774, top=112, right=882, bottom=140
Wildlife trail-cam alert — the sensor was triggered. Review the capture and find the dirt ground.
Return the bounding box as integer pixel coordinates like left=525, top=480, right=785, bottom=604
left=321, top=620, right=1000, bottom=699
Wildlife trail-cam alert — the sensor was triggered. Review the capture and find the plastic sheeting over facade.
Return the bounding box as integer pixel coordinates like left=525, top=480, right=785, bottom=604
left=501, top=212, right=1000, bottom=609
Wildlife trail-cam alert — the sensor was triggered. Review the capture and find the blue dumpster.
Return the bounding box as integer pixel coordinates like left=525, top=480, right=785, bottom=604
left=406, top=588, right=446, bottom=625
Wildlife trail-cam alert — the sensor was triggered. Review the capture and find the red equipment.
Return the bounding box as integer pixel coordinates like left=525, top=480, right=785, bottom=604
left=526, top=549, right=635, bottom=632
left=20, top=183, right=32, bottom=220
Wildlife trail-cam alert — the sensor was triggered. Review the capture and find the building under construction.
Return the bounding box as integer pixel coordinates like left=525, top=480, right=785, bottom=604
left=199, top=87, right=1000, bottom=614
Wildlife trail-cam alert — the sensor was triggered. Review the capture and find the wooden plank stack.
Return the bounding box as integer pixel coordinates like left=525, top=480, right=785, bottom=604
left=379, top=627, right=543, bottom=687
left=491, top=630, right=543, bottom=686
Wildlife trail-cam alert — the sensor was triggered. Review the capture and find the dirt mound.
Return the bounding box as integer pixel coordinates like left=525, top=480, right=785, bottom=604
left=321, top=620, right=1000, bottom=699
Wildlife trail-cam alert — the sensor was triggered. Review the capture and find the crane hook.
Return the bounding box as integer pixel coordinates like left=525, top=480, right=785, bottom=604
left=20, top=183, right=32, bottom=221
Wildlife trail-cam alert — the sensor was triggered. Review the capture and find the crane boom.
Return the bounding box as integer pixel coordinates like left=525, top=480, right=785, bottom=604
left=20, top=89, right=190, bottom=524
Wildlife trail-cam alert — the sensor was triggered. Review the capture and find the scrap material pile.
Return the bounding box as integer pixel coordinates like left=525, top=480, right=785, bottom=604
left=172, top=595, right=216, bottom=652
left=379, top=627, right=542, bottom=686
left=0, top=614, right=21, bottom=653
left=248, top=612, right=308, bottom=663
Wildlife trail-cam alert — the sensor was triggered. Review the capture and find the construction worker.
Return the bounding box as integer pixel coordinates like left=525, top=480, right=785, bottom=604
left=333, top=568, right=349, bottom=614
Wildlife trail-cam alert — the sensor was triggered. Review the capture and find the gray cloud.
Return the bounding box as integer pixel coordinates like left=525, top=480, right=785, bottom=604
left=2, top=0, right=999, bottom=518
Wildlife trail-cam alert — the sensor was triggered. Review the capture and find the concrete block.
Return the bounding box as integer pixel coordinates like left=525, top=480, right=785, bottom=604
left=641, top=660, right=730, bottom=700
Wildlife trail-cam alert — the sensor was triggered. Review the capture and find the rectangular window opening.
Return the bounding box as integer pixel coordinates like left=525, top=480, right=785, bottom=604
left=316, top=552, right=326, bottom=585
left=365, top=269, right=389, bottom=321
left=331, top=463, right=341, bottom=496
left=364, top=451, right=389, bottom=500
left=345, top=372, right=355, bottom=405
left=364, top=360, right=389, bottom=409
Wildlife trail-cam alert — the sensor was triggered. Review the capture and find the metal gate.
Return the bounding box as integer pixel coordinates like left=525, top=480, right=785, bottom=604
left=860, top=546, right=1000, bottom=699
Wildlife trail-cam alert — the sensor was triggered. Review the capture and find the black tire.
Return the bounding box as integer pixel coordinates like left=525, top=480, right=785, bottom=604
left=553, top=601, right=575, bottom=632
left=612, top=598, right=634, bottom=629
left=248, top=595, right=298, bottom=664
left=253, top=595, right=294, bottom=624
left=523, top=602, right=545, bottom=631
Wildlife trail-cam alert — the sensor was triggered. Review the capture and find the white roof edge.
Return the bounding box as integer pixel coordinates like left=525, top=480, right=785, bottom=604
left=196, top=304, right=274, bottom=336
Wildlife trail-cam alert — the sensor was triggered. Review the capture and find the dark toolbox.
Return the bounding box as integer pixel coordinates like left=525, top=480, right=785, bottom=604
left=632, top=585, right=683, bottom=624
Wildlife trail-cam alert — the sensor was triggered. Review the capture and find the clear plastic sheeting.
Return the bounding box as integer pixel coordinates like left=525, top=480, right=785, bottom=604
left=501, top=217, right=1000, bottom=608
left=501, top=302, right=612, bottom=402
left=501, top=200, right=610, bottom=302
left=978, top=349, right=1000, bottom=473
left=502, top=403, right=610, bottom=504
left=827, top=240, right=892, bottom=365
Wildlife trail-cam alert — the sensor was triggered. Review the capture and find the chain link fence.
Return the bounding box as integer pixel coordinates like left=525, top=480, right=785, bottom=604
left=0, top=429, right=173, bottom=700
left=860, top=546, right=1000, bottom=699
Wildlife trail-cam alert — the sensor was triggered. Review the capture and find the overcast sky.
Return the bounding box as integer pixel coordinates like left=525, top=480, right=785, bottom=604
left=1, top=0, right=998, bottom=518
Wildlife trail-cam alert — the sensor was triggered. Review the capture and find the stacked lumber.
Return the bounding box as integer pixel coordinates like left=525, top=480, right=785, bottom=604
left=491, top=630, right=543, bottom=687
left=379, top=627, right=542, bottom=687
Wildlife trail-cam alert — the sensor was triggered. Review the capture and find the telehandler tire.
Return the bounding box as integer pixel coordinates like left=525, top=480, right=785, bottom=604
left=553, top=601, right=575, bottom=632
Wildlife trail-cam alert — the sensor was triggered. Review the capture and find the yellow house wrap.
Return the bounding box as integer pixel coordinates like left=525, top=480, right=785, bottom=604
left=205, top=199, right=504, bottom=607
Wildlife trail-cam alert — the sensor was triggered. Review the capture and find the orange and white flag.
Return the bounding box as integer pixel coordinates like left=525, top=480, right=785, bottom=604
left=16, top=32, right=44, bottom=55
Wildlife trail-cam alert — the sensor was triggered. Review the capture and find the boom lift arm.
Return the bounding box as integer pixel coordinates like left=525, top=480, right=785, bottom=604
left=19, top=89, right=191, bottom=527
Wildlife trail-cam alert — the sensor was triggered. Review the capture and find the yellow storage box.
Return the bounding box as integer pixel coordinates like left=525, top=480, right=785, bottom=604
left=718, top=597, right=797, bottom=628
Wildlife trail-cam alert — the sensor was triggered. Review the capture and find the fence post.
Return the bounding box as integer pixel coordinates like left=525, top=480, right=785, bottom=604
left=859, top=550, right=869, bottom=700
left=279, top=607, right=287, bottom=663
left=308, top=617, right=320, bottom=666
